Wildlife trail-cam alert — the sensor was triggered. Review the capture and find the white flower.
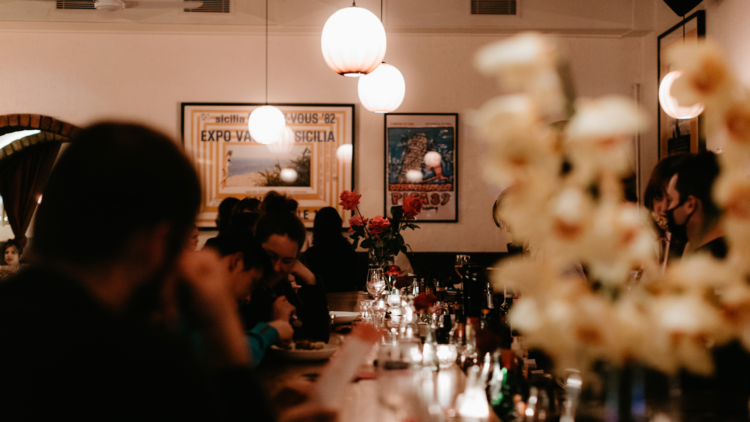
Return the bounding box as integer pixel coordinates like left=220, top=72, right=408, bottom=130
left=667, top=40, right=738, bottom=115
left=565, top=97, right=647, bottom=180
left=475, top=33, right=566, bottom=118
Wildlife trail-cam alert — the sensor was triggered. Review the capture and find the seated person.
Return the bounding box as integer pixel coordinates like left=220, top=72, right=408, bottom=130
left=204, top=231, right=295, bottom=365
left=241, top=192, right=331, bottom=343
left=0, top=239, right=23, bottom=281
left=216, top=197, right=240, bottom=234
left=303, top=207, right=358, bottom=292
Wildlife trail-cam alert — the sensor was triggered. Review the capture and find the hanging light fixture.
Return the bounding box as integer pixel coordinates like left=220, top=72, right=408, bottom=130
left=321, top=1, right=387, bottom=77
left=358, top=62, right=405, bottom=113
left=249, top=0, right=286, bottom=145
left=659, top=70, right=704, bottom=120
left=335, top=144, right=353, bottom=163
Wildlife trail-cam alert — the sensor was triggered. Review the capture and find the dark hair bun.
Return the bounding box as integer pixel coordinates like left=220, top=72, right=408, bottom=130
left=261, top=191, right=298, bottom=214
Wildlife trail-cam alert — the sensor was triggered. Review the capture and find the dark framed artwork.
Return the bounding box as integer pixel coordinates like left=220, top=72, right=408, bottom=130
left=384, top=113, right=458, bottom=223
left=658, top=10, right=706, bottom=160
left=181, top=103, right=355, bottom=228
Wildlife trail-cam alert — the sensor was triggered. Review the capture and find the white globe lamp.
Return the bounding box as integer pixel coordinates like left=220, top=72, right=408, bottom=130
left=268, top=127, right=295, bottom=154
left=248, top=106, right=286, bottom=145
left=280, top=168, right=298, bottom=183
left=336, top=144, right=353, bottom=163
left=424, top=151, right=442, bottom=167
left=659, top=70, right=704, bottom=120
left=358, top=63, right=406, bottom=113
left=321, top=6, right=386, bottom=77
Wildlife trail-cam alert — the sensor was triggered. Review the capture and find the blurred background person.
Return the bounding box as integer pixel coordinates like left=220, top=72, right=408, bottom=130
left=0, top=239, right=23, bottom=281
left=665, top=151, right=724, bottom=258
left=303, top=207, right=358, bottom=293
left=215, top=197, right=240, bottom=235
left=205, top=231, right=295, bottom=366
left=644, top=153, right=688, bottom=270
left=242, top=191, right=330, bottom=343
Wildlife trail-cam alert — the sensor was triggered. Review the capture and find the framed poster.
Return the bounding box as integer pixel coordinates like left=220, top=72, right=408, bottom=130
left=658, top=10, right=706, bottom=160
left=384, top=113, right=458, bottom=223
left=181, top=103, right=355, bottom=228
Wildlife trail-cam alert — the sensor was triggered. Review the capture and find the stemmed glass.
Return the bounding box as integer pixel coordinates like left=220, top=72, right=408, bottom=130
left=366, top=268, right=387, bottom=300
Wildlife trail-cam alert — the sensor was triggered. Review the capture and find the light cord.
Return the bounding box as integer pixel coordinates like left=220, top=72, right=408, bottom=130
left=265, top=0, right=269, bottom=104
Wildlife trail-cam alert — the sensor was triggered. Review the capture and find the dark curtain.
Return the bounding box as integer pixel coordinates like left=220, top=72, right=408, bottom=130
left=0, top=143, right=62, bottom=247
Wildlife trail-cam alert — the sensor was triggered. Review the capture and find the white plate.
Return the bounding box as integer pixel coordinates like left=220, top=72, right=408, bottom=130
left=270, top=337, right=340, bottom=361
left=330, top=311, right=359, bottom=324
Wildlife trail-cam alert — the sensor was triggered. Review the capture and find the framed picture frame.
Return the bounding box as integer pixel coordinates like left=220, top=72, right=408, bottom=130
left=181, top=103, right=355, bottom=228
left=657, top=10, right=706, bottom=160
left=384, top=113, right=458, bottom=223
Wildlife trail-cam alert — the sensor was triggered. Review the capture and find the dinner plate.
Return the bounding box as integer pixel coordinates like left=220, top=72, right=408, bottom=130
left=270, top=336, right=340, bottom=361
left=330, top=311, right=359, bottom=324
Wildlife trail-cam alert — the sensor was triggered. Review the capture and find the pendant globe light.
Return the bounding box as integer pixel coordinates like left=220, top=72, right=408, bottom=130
left=659, top=70, right=704, bottom=120
left=249, top=0, right=286, bottom=145
left=358, top=62, right=405, bottom=113
left=321, top=1, right=387, bottom=77
left=659, top=18, right=704, bottom=120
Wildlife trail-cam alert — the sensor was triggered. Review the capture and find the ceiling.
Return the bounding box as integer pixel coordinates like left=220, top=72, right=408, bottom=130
left=0, top=0, right=655, bottom=36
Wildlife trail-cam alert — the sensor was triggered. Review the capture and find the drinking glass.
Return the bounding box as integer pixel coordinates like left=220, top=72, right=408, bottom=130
left=359, top=300, right=373, bottom=324
left=371, top=307, right=386, bottom=328
left=367, top=268, right=387, bottom=299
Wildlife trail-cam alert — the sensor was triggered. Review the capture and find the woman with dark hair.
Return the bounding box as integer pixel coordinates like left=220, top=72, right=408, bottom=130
left=644, top=153, right=688, bottom=269
left=0, top=239, right=23, bottom=281
left=241, top=191, right=330, bottom=343
left=303, top=207, right=359, bottom=293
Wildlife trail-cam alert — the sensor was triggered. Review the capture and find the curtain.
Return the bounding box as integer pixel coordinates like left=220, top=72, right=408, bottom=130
left=0, top=143, right=62, bottom=248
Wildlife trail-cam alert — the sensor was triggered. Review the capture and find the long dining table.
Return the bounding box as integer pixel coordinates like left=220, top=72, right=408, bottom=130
left=255, top=291, right=468, bottom=422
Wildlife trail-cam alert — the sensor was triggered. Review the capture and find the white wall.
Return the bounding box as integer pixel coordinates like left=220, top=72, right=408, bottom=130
left=0, top=27, right=644, bottom=252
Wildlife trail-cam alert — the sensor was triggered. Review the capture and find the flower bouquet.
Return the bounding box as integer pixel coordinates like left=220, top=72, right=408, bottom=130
left=470, top=33, right=750, bottom=380
left=339, top=189, right=421, bottom=279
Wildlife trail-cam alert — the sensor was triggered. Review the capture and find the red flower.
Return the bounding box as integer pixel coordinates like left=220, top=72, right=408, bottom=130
left=402, top=196, right=422, bottom=220
left=348, top=216, right=369, bottom=232
left=385, top=265, right=401, bottom=278
left=339, top=190, right=362, bottom=211
left=394, top=276, right=412, bottom=289
left=414, top=293, right=437, bottom=312
left=368, top=215, right=391, bottom=236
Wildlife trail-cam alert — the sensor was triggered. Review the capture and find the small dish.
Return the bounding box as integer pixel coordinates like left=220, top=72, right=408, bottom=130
left=330, top=311, right=359, bottom=324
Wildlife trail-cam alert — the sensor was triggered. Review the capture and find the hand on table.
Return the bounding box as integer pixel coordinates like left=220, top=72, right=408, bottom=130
left=269, top=319, right=294, bottom=344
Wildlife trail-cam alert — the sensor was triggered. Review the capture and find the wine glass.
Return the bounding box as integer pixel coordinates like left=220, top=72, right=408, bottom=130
left=367, top=268, right=387, bottom=299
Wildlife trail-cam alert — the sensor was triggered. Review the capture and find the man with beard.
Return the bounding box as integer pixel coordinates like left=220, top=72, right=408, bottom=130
left=664, top=152, right=725, bottom=258
left=0, top=123, right=331, bottom=421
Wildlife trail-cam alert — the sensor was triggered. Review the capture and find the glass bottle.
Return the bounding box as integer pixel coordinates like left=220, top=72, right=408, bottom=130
left=421, top=323, right=440, bottom=372
left=456, top=366, right=490, bottom=421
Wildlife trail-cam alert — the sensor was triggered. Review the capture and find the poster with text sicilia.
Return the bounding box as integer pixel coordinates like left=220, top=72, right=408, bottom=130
left=385, top=113, right=458, bottom=223
left=182, top=103, right=355, bottom=228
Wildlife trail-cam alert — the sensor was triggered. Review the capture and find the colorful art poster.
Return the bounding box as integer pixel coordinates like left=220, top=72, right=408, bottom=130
left=182, top=103, right=355, bottom=228
left=385, top=113, right=458, bottom=223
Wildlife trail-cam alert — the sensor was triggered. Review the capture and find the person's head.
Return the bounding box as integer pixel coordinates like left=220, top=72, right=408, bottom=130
left=3, top=239, right=22, bottom=266
left=644, top=154, right=688, bottom=229
left=312, top=207, right=343, bottom=246
left=255, top=191, right=306, bottom=282
left=233, top=197, right=261, bottom=215
left=203, top=231, right=271, bottom=303
left=228, top=212, right=260, bottom=237
left=33, top=122, right=200, bottom=308
left=186, top=224, right=199, bottom=251
left=665, top=152, right=721, bottom=239
left=216, top=197, right=240, bottom=234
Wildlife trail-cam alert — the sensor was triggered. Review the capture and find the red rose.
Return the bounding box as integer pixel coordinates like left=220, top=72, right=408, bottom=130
left=368, top=215, right=391, bottom=236
left=394, top=276, right=412, bottom=289
left=385, top=265, right=401, bottom=278
left=339, top=189, right=361, bottom=211
left=402, top=196, right=422, bottom=220
left=348, top=216, right=369, bottom=232
left=414, top=293, right=437, bottom=312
